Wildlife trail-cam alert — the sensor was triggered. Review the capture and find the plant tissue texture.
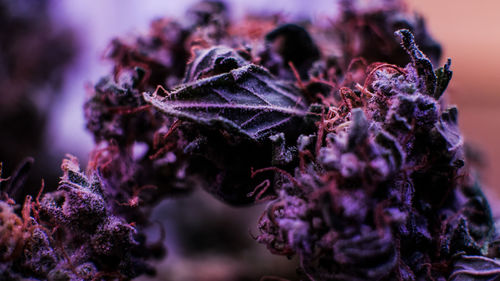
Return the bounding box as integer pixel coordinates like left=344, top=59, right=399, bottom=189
left=1, top=0, right=500, bottom=280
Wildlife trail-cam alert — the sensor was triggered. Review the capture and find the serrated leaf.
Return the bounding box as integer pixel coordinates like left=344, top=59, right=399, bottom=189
left=143, top=63, right=309, bottom=140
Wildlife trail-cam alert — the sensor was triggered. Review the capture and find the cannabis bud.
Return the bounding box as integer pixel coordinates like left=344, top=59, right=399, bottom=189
left=83, top=0, right=500, bottom=279
left=2, top=0, right=499, bottom=280
left=1, top=156, right=157, bottom=280
left=254, top=29, right=497, bottom=280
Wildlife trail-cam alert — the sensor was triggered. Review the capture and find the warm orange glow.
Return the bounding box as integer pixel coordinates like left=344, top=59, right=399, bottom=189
left=409, top=0, right=500, bottom=210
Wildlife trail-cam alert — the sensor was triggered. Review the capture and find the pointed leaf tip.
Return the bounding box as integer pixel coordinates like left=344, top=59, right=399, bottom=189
left=395, top=29, right=437, bottom=98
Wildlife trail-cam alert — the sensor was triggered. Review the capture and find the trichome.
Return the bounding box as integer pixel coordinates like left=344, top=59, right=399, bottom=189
left=1, top=0, right=499, bottom=280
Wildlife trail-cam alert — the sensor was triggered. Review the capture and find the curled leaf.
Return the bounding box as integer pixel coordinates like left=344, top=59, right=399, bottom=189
left=434, top=58, right=453, bottom=99
left=183, top=46, right=248, bottom=83
left=395, top=29, right=437, bottom=97
left=450, top=255, right=500, bottom=281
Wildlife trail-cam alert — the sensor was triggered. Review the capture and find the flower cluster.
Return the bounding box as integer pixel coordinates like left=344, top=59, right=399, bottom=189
left=0, top=156, right=159, bottom=280
left=255, top=30, right=497, bottom=280
left=1, top=0, right=499, bottom=280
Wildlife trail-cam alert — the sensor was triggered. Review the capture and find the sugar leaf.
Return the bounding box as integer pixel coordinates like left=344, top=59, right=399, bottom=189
left=144, top=63, right=309, bottom=141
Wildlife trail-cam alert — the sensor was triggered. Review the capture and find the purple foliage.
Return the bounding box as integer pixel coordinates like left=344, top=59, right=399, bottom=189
left=1, top=0, right=500, bottom=280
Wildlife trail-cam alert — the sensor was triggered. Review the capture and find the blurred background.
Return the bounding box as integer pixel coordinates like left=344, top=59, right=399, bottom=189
left=1, top=0, right=499, bottom=280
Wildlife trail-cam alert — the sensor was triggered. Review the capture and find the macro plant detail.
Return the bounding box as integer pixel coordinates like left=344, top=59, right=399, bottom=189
left=1, top=0, right=500, bottom=280
left=1, top=156, right=158, bottom=280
